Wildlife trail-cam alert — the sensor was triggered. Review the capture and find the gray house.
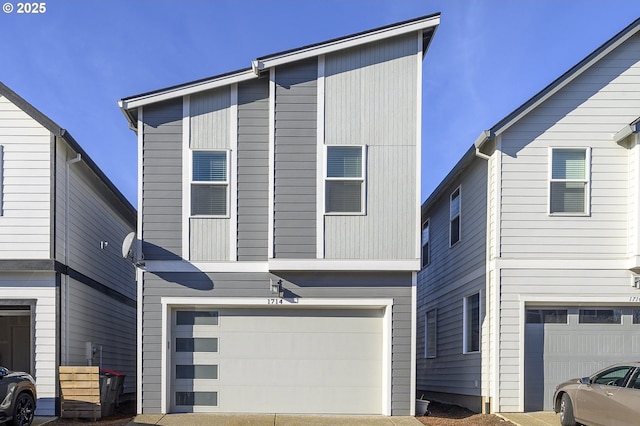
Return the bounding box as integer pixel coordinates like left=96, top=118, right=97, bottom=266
left=0, top=82, right=137, bottom=416
left=119, top=14, right=439, bottom=416
left=417, top=17, right=640, bottom=414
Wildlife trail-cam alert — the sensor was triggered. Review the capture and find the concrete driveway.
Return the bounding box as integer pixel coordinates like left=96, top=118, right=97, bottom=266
left=128, top=413, right=423, bottom=426
left=498, top=411, right=561, bottom=426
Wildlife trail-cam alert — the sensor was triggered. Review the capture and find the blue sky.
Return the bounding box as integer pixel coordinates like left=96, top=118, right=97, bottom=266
left=3, top=0, right=640, bottom=207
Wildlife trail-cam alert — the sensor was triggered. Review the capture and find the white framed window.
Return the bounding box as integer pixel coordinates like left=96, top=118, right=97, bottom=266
left=325, top=145, right=366, bottom=214
left=422, top=219, right=430, bottom=268
left=463, top=292, right=480, bottom=354
left=549, top=148, right=590, bottom=215
left=450, top=186, right=461, bottom=246
left=191, top=150, right=229, bottom=217
left=424, top=309, right=436, bottom=358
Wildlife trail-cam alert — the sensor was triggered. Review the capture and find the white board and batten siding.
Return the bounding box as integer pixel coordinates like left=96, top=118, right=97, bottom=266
left=0, top=273, right=58, bottom=416
left=0, top=95, right=52, bottom=259
left=189, top=88, right=231, bottom=261
left=324, top=34, right=418, bottom=260
left=493, top=31, right=640, bottom=412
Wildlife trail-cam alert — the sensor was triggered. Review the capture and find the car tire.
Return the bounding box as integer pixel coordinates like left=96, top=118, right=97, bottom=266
left=560, top=393, right=576, bottom=426
left=10, top=392, right=35, bottom=426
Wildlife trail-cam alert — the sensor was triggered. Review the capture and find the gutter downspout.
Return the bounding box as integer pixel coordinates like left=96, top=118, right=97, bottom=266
left=64, top=153, right=81, bottom=364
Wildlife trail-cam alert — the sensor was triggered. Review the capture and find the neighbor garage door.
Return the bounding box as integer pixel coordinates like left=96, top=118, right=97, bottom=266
left=170, top=306, right=384, bottom=414
left=524, top=306, right=640, bottom=411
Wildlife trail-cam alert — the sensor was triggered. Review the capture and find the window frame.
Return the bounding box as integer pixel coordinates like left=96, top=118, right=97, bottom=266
left=424, top=308, right=437, bottom=359
left=450, top=186, right=461, bottom=247
left=421, top=219, right=430, bottom=268
left=548, top=147, right=591, bottom=216
left=190, top=149, right=230, bottom=218
left=463, top=292, right=480, bottom=354
left=324, top=145, right=367, bottom=215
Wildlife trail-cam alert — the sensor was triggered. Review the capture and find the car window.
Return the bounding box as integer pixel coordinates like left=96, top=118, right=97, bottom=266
left=593, top=366, right=634, bottom=386
left=628, top=370, right=640, bottom=390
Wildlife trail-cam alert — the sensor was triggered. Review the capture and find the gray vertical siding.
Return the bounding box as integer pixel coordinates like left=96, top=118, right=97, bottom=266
left=141, top=270, right=413, bottom=414
left=237, top=79, right=269, bottom=261
left=273, top=59, right=317, bottom=259
left=142, top=99, right=183, bottom=260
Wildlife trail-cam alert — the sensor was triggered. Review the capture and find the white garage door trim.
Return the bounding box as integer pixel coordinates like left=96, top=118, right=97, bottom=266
left=160, top=297, right=394, bottom=415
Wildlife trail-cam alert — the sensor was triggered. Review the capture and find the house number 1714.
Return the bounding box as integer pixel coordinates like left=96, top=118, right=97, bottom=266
left=267, top=298, right=283, bottom=305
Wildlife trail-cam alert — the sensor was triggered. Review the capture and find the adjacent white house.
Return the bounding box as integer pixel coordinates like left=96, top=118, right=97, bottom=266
left=119, top=14, right=440, bottom=416
left=417, top=17, right=640, bottom=414
left=0, top=82, right=137, bottom=416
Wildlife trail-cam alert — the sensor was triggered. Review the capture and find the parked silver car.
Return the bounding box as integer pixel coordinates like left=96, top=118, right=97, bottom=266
left=553, top=362, right=640, bottom=426
left=0, top=366, right=36, bottom=426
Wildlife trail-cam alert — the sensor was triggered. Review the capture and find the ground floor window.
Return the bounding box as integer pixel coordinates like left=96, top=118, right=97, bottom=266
left=463, top=293, right=480, bottom=353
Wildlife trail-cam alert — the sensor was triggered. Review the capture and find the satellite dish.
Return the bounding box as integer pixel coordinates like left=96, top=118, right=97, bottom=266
left=122, top=232, right=136, bottom=259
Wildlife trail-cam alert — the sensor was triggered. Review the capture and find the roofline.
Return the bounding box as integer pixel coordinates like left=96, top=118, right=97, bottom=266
left=0, top=82, right=136, bottom=223
left=476, top=16, right=640, bottom=151
left=119, top=13, right=441, bottom=126
left=252, top=13, right=440, bottom=72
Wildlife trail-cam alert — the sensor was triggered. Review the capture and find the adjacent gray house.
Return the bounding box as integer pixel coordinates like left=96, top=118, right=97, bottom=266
left=417, top=16, right=640, bottom=414
left=119, top=14, right=440, bottom=416
left=0, top=82, right=137, bottom=416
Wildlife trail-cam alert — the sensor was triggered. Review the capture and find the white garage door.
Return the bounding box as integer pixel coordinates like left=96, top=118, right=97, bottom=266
left=524, top=306, right=640, bottom=411
left=170, top=307, right=384, bottom=414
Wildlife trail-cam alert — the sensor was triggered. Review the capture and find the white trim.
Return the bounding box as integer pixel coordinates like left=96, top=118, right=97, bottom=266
left=489, top=136, right=501, bottom=413
left=268, top=258, right=420, bottom=271
left=548, top=146, right=591, bottom=216
left=136, top=108, right=144, bottom=414
left=268, top=68, right=275, bottom=259
left=160, top=296, right=394, bottom=415
left=120, top=70, right=256, bottom=109
left=230, top=84, right=238, bottom=261
left=316, top=55, right=325, bottom=259
left=409, top=272, right=417, bottom=416
left=254, top=15, right=440, bottom=72
left=143, top=260, right=269, bottom=273
left=324, top=145, right=367, bottom=215
left=415, top=30, right=423, bottom=262
left=182, top=97, right=191, bottom=259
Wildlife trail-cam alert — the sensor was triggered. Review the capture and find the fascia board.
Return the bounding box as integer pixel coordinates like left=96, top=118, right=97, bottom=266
left=254, top=15, right=440, bottom=71
left=120, top=70, right=256, bottom=110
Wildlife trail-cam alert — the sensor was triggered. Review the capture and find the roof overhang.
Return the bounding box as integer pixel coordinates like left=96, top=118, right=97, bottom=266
left=614, top=118, right=640, bottom=146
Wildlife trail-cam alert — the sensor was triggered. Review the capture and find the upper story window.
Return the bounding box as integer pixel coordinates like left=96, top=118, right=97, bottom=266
left=422, top=219, right=430, bottom=268
left=325, top=146, right=366, bottom=214
left=550, top=148, right=590, bottom=215
left=191, top=150, right=229, bottom=217
left=450, top=187, right=461, bottom=246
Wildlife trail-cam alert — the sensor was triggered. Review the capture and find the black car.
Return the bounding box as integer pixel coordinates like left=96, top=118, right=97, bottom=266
left=0, top=366, right=36, bottom=426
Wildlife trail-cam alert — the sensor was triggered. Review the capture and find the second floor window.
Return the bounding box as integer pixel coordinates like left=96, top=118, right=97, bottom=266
left=325, top=146, right=365, bottom=214
left=550, top=148, right=589, bottom=214
left=422, top=219, right=430, bottom=268
left=450, top=187, right=461, bottom=246
left=191, top=150, right=228, bottom=216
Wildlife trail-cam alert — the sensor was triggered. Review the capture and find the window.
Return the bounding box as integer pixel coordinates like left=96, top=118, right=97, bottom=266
left=526, top=309, right=568, bottom=324
left=425, top=309, right=437, bottom=358
left=191, top=150, right=228, bottom=216
left=592, top=366, right=634, bottom=387
left=634, top=309, right=640, bottom=325
left=422, top=219, right=430, bottom=268
left=450, top=187, right=461, bottom=246
left=579, top=309, right=621, bottom=324
left=325, top=146, right=365, bottom=214
left=464, top=293, right=480, bottom=353
left=550, top=148, right=589, bottom=214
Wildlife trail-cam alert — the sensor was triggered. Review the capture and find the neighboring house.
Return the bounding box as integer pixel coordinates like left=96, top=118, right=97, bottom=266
left=0, top=82, right=137, bottom=416
left=118, top=14, right=439, bottom=416
left=417, top=17, right=640, bottom=414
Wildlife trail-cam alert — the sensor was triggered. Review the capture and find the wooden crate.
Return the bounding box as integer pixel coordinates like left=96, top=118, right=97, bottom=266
left=59, top=366, right=101, bottom=420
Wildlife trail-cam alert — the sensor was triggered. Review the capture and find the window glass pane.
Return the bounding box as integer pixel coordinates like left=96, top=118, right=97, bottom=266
left=176, top=365, right=219, bottom=380
left=552, top=149, right=585, bottom=179
left=450, top=216, right=460, bottom=246
left=422, top=221, right=429, bottom=267
left=326, top=181, right=362, bottom=213
left=175, top=391, right=218, bottom=406
left=192, top=185, right=227, bottom=216
left=327, top=147, right=362, bottom=178
left=176, top=311, right=219, bottom=326
left=633, top=309, right=640, bottom=325
left=450, top=189, right=460, bottom=218
left=526, top=309, right=568, bottom=324
left=425, top=309, right=436, bottom=358
left=593, top=367, right=632, bottom=386
left=175, top=338, right=218, bottom=352
left=550, top=182, right=586, bottom=213
left=579, top=309, right=621, bottom=324
left=465, top=293, right=480, bottom=352
left=193, top=151, right=226, bottom=182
